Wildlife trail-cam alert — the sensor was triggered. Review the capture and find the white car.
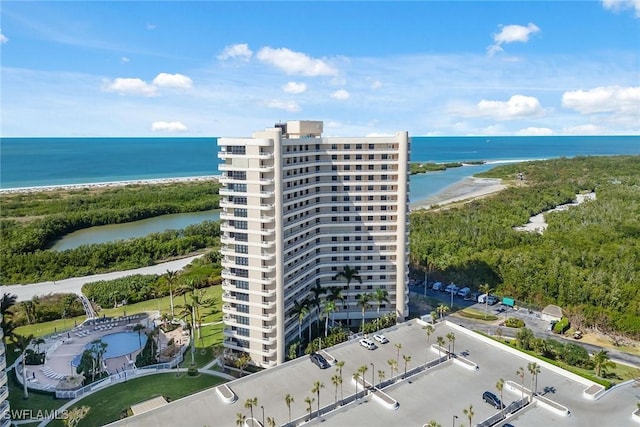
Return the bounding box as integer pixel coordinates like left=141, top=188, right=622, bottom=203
left=359, top=338, right=377, bottom=350
left=373, top=334, right=389, bottom=344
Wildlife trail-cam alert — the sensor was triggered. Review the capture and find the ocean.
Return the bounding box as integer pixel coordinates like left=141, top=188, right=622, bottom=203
left=1, top=136, right=638, bottom=197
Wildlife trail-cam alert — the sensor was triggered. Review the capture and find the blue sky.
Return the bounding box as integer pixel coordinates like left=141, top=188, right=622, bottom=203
left=1, top=1, right=639, bottom=137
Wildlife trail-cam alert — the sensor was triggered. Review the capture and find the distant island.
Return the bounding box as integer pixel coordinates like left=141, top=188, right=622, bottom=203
left=409, top=160, right=486, bottom=174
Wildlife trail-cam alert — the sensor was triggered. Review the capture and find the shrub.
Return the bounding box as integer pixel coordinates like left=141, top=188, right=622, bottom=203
left=505, top=317, right=525, bottom=328
left=553, top=317, right=570, bottom=334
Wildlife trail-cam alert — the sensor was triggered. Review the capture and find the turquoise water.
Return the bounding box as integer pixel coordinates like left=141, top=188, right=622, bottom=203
left=71, top=331, right=147, bottom=366
left=1, top=135, right=638, bottom=189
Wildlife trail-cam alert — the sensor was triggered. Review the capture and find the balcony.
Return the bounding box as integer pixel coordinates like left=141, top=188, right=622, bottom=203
left=0, top=356, right=5, bottom=372
left=0, top=371, right=6, bottom=388
left=0, top=401, right=9, bottom=422
left=0, top=387, right=7, bottom=404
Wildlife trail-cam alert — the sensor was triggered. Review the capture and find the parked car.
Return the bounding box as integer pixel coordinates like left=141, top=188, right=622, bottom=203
left=373, top=334, right=389, bottom=344
left=359, top=338, right=377, bottom=350
left=482, top=391, right=504, bottom=409
left=432, top=281, right=443, bottom=291
left=487, top=295, right=499, bottom=305
left=310, top=352, right=330, bottom=369
left=573, top=330, right=583, bottom=339
left=457, top=287, right=471, bottom=298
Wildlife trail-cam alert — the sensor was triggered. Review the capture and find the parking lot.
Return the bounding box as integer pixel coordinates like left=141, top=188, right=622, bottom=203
left=108, top=320, right=637, bottom=427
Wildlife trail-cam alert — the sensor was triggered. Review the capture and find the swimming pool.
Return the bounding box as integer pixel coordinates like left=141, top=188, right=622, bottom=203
left=71, top=332, right=148, bottom=366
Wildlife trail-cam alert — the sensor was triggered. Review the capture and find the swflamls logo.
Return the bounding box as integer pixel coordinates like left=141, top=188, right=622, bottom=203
left=6, top=409, right=69, bottom=420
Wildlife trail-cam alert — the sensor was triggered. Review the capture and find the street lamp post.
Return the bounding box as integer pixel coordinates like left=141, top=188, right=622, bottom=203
left=370, top=362, right=375, bottom=388
left=261, top=405, right=264, bottom=427
left=450, top=288, right=454, bottom=308
left=452, top=414, right=458, bottom=427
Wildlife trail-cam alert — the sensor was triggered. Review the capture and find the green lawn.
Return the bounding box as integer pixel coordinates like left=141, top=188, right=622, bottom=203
left=456, top=307, right=499, bottom=321
left=7, top=369, right=69, bottom=416
left=47, top=373, right=225, bottom=427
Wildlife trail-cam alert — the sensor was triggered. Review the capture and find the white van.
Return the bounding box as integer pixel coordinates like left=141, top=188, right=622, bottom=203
left=457, top=287, right=471, bottom=298
left=444, top=284, right=460, bottom=294
left=432, top=282, right=444, bottom=291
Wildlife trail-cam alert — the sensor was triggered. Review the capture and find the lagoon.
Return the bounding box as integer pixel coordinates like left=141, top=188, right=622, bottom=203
left=51, top=210, right=220, bottom=251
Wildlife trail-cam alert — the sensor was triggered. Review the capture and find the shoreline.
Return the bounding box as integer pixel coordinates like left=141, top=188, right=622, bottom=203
left=0, top=175, right=221, bottom=194
left=0, top=174, right=507, bottom=210
left=410, top=177, right=507, bottom=210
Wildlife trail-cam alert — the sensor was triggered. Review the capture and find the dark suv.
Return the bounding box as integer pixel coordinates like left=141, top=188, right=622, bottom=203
left=310, top=352, right=330, bottom=369
left=482, top=391, right=504, bottom=409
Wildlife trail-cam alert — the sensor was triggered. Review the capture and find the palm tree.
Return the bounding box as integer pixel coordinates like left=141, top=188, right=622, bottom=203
left=164, top=270, right=178, bottom=318
left=593, top=350, right=616, bottom=377
left=323, top=300, right=337, bottom=337
left=331, top=374, right=341, bottom=404
left=13, top=333, right=34, bottom=398
left=402, top=354, right=411, bottom=378
left=463, top=404, right=474, bottom=427
left=336, top=360, right=345, bottom=403
left=496, top=378, right=505, bottom=419
left=333, top=266, right=362, bottom=327
left=355, top=293, right=373, bottom=332
left=373, top=288, right=390, bottom=316
left=516, top=367, right=525, bottom=400
left=244, top=397, right=258, bottom=421
left=446, top=332, right=456, bottom=357
left=377, top=369, right=386, bottom=387
left=423, top=324, right=434, bottom=364
left=284, top=393, right=294, bottom=424
left=1, top=292, right=18, bottom=340
left=325, top=286, right=344, bottom=329
left=387, top=359, right=397, bottom=381
left=133, top=323, right=145, bottom=349
left=394, top=343, right=402, bottom=371
left=266, top=417, right=276, bottom=427
left=437, top=304, right=449, bottom=319
left=352, top=372, right=360, bottom=400
left=436, top=336, right=445, bottom=360
left=527, top=362, right=541, bottom=397
left=309, top=283, right=326, bottom=334
left=425, top=421, right=441, bottom=427
left=304, top=396, right=314, bottom=420
left=311, top=380, right=325, bottom=418
left=289, top=299, right=309, bottom=350
left=33, top=337, right=45, bottom=354
left=479, top=283, right=493, bottom=319
left=358, top=365, right=368, bottom=394
left=234, top=352, right=252, bottom=377
left=235, top=412, right=246, bottom=427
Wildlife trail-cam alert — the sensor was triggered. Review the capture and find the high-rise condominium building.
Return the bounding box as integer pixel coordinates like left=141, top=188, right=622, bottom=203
left=0, top=328, right=10, bottom=427
left=218, top=121, right=410, bottom=368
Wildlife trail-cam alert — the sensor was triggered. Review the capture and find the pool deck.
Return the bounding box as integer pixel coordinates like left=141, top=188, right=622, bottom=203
left=22, top=313, right=156, bottom=390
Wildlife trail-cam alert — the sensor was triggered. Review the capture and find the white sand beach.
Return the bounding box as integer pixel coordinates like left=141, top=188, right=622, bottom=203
left=0, top=175, right=220, bottom=194
left=410, top=177, right=507, bottom=210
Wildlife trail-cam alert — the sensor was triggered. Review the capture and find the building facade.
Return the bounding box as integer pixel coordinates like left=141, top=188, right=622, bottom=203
left=218, top=121, right=410, bottom=368
left=0, top=328, right=10, bottom=427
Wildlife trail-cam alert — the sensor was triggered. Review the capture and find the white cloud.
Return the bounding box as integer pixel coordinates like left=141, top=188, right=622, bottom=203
left=266, top=99, right=301, bottom=112
left=561, top=86, right=640, bottom=114
left=331, top=89, right=350, bottom=100
left=371, top=80, right=382, bottom=89
left=257, top=47, right=338, bottom=76
left=120, top=57, right=130, bottom=63
left=562, top=124, right=602, bottom=135
left=218, top=43, right=253, bottom=61
left=602, top=0, right=640, bottom=17
left=488, top=23, right=540, bottom=55
left=151, top=121, right=188, bottom=132
left=146, top=23, right=156, bottom=30
left=0, top=30, right=7, bottom=44
left=103, top=77, right=157, bottom=96
left=517, top=127, right=554, bottom=136
left=152, top=73, right=193, bottom=89
left=282, top=82, right=307, bottom=94
left=476, top=95, right=544, bottom=120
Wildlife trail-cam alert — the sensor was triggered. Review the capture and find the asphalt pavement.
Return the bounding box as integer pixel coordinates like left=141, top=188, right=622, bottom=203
left=408, top=283, right=640, bottom=367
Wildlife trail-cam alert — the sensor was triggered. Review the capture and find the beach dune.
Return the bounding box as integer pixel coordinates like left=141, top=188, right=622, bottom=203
left=410, top=177, right=506, bottom=210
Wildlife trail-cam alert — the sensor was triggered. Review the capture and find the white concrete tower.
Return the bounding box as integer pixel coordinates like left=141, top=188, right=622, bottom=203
left=218, top=121, right=409, bottom=368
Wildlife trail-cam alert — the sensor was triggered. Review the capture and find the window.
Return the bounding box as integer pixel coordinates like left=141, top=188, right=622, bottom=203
left=234, top=208, right=248, bottom=217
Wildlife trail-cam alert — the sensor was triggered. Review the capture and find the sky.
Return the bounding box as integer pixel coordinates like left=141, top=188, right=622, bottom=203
left=1, top=1, right=639, bottom=137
